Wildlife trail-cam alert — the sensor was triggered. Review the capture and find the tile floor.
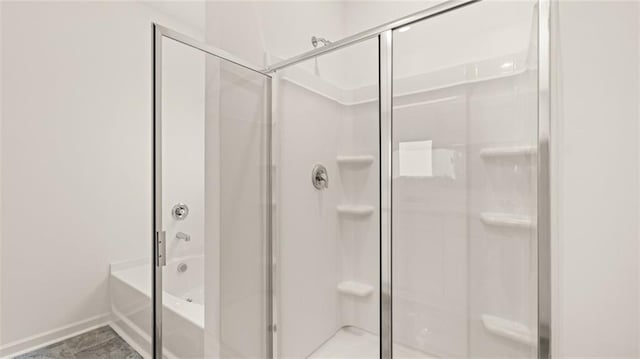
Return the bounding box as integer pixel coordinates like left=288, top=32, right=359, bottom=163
left=14, top=326, right=142, bottom=359
left=16, top=325, right=430, bottom=359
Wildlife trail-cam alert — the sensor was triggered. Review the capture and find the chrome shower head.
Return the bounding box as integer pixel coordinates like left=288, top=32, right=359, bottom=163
left=311, top=36, right=331, bottom=48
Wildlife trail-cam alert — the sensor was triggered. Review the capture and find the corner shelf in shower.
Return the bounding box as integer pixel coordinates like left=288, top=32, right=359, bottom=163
left=337, top=205, right=375, bottom=216
left=337, top=281, right=374, bottom=297
left=336, top=155, right=375, bottom=167
left=480, top=212, right=534, bottom=229
left=480, top=145, right=537, bottom=158
left=481, top=314, right=535, bottom=346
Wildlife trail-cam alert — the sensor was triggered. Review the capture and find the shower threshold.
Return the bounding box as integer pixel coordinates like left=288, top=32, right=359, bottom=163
left=308, top=326, right=436, bottom=358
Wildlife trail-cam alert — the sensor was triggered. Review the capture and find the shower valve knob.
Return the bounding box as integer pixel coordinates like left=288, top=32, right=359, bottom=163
left=312, top=164, right=329, bottom=190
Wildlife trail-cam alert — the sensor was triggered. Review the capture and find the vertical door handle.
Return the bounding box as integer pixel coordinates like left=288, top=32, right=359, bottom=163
left=156, top=230, right=167, bottom=267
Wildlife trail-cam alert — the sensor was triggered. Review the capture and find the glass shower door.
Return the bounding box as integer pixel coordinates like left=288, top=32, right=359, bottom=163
left=391, top=1, right=540, bottom=357
left=155, top=27, right=272, bottom=359
left=272, top=37, right=381, bottom=359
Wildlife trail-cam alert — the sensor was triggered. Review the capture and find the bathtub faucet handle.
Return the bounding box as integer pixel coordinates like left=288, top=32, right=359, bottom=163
left=176, top=232, right=191, bottom=242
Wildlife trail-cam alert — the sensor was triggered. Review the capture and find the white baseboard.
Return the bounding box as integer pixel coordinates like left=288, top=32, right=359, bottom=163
left=0, top=313, right=111, bottom=359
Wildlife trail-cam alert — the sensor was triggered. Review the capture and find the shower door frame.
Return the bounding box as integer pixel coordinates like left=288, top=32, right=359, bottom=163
left=152, top=0, right=552, bottom=356
left=265, top=0, right=552, bottom=357
left=152, top=23, right=274, bottom=359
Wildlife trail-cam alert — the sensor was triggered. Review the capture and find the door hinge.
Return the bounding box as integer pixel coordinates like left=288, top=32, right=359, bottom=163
left=156, top=230, right=167, bottom=267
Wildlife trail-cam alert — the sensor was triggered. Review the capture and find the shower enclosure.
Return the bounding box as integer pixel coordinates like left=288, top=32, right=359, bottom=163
left=152, top=0, right=550, bottom=357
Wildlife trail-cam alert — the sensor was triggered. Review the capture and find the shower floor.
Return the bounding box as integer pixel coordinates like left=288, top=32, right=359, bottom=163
left=309, top=326, right=435, bottom=358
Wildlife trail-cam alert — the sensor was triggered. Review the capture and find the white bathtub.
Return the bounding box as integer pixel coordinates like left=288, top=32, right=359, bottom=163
left=110, top=255, right=204, bottom=359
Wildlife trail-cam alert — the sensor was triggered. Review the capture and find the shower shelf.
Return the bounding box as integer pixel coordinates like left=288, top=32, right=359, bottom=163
left=480, top=212, right=534, bottom=229
left=481, top=314, right=535, bottom=346
left=337, top=205, right=375, bottom=216
left=336, top=155, right=375, bottom=166
left=337, top=281, right=374, bottom=297
left=480, top=146, right=537, bottom=158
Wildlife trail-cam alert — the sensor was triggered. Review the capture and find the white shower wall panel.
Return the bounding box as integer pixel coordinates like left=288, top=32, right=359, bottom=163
left=467, top=68, right=538, bottom=358
left=276, top=78, right=343, bottom=358
left=337, top=99, right=380, bottom=336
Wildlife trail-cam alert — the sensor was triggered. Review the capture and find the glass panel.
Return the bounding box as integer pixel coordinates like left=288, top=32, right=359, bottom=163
left=160, top=36, right=270, bottom=358
left=392, top=1, right=539, bottom=357
left=274, top=37, right=380, bottom=357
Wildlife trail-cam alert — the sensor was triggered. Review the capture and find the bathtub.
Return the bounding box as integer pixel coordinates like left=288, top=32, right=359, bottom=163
left=110, top=255, right=204, bottom=359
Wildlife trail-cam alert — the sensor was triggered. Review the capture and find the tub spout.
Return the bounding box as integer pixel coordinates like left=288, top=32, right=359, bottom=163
left=176, top=232, right=191, bottom=242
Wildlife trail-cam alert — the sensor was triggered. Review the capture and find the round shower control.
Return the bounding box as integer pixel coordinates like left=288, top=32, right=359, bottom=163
left=312, top=164, right=329, bottom=190
left=172, top=203, right=189, bottom=220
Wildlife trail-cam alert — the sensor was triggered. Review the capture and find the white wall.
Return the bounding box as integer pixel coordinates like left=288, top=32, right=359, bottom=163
left=552, top=1, right=639, bottom=357
left=205, top=1, right=347, bottom=69
left=0, top=1, right=204, bottom=354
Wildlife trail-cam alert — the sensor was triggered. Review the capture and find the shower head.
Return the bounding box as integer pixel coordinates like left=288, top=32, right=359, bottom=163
left=311, top=36, right=331, bottom=48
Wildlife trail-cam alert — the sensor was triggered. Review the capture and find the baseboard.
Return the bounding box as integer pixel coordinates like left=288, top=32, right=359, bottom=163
left=0, top=313, right=110, bottom=359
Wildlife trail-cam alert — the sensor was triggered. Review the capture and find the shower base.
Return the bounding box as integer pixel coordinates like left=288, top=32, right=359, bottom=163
left=309, top=326, right=435, bottom=358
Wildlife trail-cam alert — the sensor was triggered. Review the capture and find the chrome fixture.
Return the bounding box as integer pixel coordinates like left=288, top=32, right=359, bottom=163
left=380, top=30, right=393, bottom=358
left=311, top=164, right=329, bottom=190
left=176, top=232, right=191, bottom=242
left=172, top=203, right=189, bottom=220
left=311, top=36, right=332, bottom=48
left=177, top=262, right=188, bottom=273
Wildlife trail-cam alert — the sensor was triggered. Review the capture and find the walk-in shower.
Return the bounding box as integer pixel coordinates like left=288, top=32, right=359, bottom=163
left=149, top=0, right=549, bottom=357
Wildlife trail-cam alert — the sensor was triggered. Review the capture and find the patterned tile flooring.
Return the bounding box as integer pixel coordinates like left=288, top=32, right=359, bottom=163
left=14, top=326, right=142, bottom=359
